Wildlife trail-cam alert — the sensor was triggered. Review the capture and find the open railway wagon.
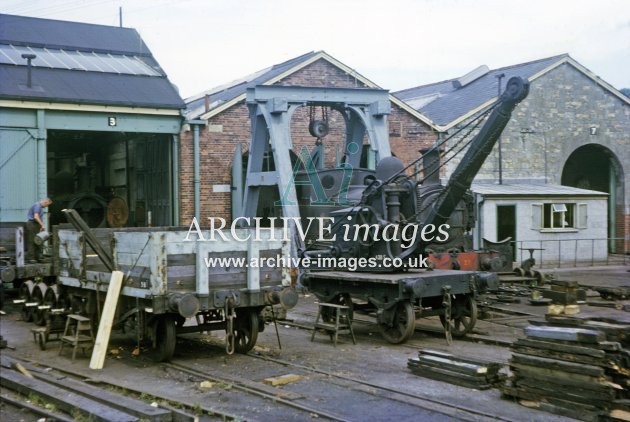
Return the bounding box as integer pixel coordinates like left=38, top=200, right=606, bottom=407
left=241, top=77, right=529, bottom=344
left=10, top=210, right=297, bottom=361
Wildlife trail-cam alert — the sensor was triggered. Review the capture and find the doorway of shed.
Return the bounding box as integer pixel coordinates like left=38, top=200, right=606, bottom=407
left=561, top=144, right=624, bottom=253
left=47, top=131, right=173, bottom=228
left=496, top=205, right=516, bottom=261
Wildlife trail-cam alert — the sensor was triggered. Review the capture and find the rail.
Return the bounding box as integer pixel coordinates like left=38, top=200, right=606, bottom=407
left=508, top=237, right=629, bottom=269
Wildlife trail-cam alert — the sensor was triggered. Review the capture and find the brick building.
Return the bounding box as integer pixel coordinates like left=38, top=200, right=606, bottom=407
left=181, top=51, right=437, bottom=224
left=396, top=54, right=629, bottom=260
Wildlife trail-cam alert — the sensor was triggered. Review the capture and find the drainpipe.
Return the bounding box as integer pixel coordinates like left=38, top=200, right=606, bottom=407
left=188, top=120, right=205, bottom=222
left=36, top=110, right=47, bottom=202
left=171, top=134, right=180, bottom=225
left=609, top=165, right=616, bottom=253
left=474, top=193, right=484, bottom=250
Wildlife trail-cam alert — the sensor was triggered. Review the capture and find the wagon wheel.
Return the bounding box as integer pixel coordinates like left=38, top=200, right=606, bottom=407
left=377, top=301, right=416, bottom=344
left=321, top=294, right=354, bottom=324
left=233, top=310, right=259, bottom=354
left=439, top=295, right=477, bottom=338
left=151, top=315, right=176, bottom=362
left=43, top=284, right=60, bottom=320
left=19, top=280, right=35, bottom=322
left=31, top=282, right=48, bottom=326
left=43, top=284, right=58, bottom=309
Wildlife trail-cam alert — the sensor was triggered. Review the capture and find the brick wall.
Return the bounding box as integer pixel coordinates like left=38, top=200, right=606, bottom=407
left=179, top=58, right=435, bottom=224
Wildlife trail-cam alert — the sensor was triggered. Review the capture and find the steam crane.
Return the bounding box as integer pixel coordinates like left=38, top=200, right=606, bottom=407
left=304, top=76, right=530, bottom=268
left=242, top=77, right=529, bottom=344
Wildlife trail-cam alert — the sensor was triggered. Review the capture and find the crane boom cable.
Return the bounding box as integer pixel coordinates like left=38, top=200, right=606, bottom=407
left=300, top=102, right=497, bottom=252
left=384, top=102, right=498, bottom=186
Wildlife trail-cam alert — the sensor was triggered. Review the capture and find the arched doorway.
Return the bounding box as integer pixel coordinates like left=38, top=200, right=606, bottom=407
left=561, top=144, right=625, bottom=253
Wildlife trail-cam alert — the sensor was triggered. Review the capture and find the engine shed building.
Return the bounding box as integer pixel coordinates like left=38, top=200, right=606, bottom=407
left=182, top=50, right=438, bottom=225
left=396, top=55, right=629, bottom=262
left=0, top=14, right=185, bottom=228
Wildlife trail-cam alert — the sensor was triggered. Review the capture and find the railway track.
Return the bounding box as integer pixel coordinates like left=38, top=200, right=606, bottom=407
left=164, top=356, right=509, bottom=422
left=247, top=351, right=520, bottom=421
left=0, top=353, right=226, bottom=421
left=0, top=295, right=541, bottom=422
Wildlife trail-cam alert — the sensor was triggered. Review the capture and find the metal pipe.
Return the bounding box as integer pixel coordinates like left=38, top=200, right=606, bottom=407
left=189, top=121, right=204, bottom=221
left=36, top=109, right=47, bottom=203
left=194, top=125, right=200, bottom=221
left=608, top=164, right=616, bottom=253
left=172, top=134, right=180, bottom=225
left=22, top=53, right=36, bottom=88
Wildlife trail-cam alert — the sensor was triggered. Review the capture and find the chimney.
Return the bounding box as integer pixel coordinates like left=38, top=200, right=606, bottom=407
left=21, top=53, right=36, bottom=88
left=204, top=94, right=210, bottom=113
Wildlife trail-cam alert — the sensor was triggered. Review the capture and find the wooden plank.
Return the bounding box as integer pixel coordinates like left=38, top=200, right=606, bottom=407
left=408, top=363, right=495, bottom=389
left=0, top=369, right=137, bottom=421
left=418, top=349, right=502, bottom=370
left=510, top=362, right=611, bottom=388
left=167, top=265, right=195, bottom=277
left=516, top=377, right=616, bottom=403
left=262, top=374, right=302, bottom=386
left=167, top=253, right=196, bottom=266
left=411, top=355, right=492, bottom=376
left=62, top=209, right=114, bottom=271
left=502, top=386, right=602, bottom=422
left=511, top=344, right=611, bottom=368
left=90, top=270, right=124, bottom=370
left=511, top=353, right=605, bottom=377
left=524, top=325, right=606, bottom=343
left=583, top=320, right=630, bottom=343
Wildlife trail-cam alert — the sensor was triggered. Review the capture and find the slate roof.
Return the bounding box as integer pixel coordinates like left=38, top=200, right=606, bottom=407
left=0, top=14, right=185, bottom=109
left=394, top=54, right=569, bottom=130
left=185, top=51, right=435, bottom=128
left=186, top=51, right=321, bottom=119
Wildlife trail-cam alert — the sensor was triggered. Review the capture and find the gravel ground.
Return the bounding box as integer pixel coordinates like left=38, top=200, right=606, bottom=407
left=1, top=265, right=628, bottom=421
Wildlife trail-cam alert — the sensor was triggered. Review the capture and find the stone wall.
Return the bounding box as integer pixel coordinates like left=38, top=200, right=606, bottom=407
left=445, top=62, right=629, bottom=254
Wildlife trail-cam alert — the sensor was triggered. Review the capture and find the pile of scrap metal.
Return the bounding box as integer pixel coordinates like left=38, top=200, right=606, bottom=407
left=502, top=323, right=630, bottom=421
left=407, top=348, right=504, bottom=390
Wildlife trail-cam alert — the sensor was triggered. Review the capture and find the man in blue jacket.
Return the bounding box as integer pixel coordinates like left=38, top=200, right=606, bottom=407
left=25, top=197, right=52, bottom=263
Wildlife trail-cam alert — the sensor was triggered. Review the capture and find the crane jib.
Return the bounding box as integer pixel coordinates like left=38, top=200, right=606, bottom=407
left=409, top=76, right=530, bottom=257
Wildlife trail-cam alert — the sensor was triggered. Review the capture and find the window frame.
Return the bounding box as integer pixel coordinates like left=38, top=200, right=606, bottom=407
left=531, top=201, right=587, bottom=232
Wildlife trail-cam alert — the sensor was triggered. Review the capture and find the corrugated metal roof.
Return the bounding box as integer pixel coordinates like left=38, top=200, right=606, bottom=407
left=394, top=55, right=567, bottom=128
left=0, top=14, right=184, bottom=110
left=471, top=183, right=608, bottom=197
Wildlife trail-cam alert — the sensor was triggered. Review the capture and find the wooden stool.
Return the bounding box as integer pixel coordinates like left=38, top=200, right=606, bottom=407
left=59, top=314, right=94, bottom=361
left=31, top=312, right=65, bottom=351
left=311, top=302, right=356, bottom=347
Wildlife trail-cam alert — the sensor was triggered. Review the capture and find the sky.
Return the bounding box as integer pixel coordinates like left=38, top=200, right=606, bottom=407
left=2, top=0, right=629, bottom=99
